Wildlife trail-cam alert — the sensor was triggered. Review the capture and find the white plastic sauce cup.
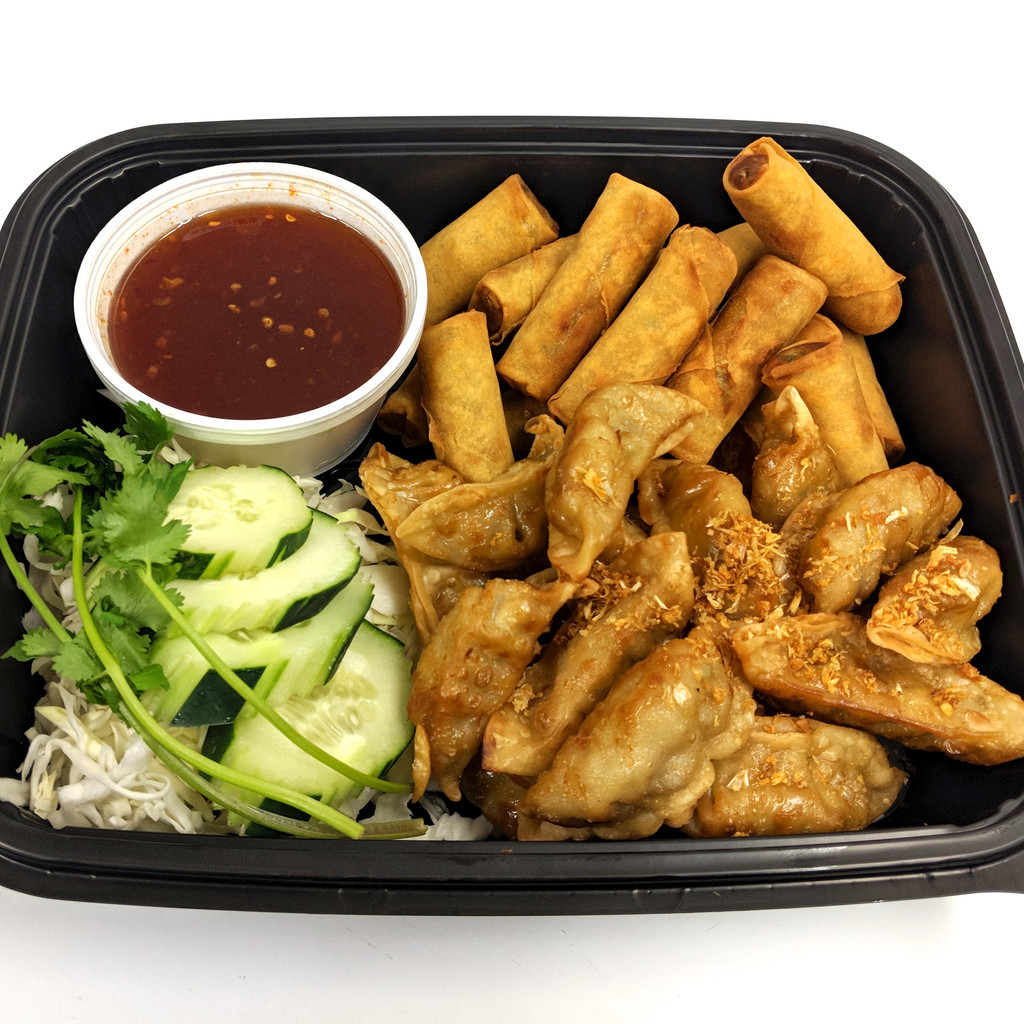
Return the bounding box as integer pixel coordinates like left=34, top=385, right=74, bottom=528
left=74, top=162, right=427, bottom=476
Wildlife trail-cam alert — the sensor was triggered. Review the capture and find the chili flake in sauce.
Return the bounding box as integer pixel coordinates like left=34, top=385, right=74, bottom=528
left=109, top=203, right=404, bottom=419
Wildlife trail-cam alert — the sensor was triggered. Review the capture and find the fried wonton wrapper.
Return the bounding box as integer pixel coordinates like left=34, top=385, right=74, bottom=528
left=420, top=173, right=559, bottom=327
left=358, top=443, right=487, bottom=642
left=518, top=627, right=757, bottom=840
left=497, top=172, right=679, bottom=401
left=418, top=310, right=514, bottom=483
left=547, top=225, right=737, bottom=423
left=482, top=532, right=695, bottom=778
left=749, top=385, right=842, bottom=528
left=841, top=325, right=904, bottom=460
left=469, top=234, right=578, bottom=344
left=665, top=255, right=828, bottom=464
left=685, top=715, right=907, bottom=836
left=761, top=314, right=888, bottom=486
left=545, top=383, right=705, bottom=582
left=731, top=612, right=1024, bottom=765
left=799, top=463, right=963, bottom=613
left=408, top=574, right=576, bottom=801
left=393, top=415, right=562, bottom=574
left=866, top=535, right=1003, bottom=665
left=723, top=137, right=904, bottom=336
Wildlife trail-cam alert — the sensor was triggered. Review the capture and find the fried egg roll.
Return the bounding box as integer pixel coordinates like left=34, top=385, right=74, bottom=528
left=761, top=313, right=888, bottom=486
left=496, top=173, right=679, bottom=401
left=547, top=225, right=737, bottom=423
left=418, top=310, right=514, bottom=483
left=716, top=221, right=769, bottom=286
left=731, top=612, right=1024, bottom=766
left=469, top=234, right=578, bottom=344
left=840, top=325, right=905, bottom=460
left=724, top=137, right=904, bottom=335
left=420, top=173, right=559, bottom=327
left=665, top=255, right=828, bottom=464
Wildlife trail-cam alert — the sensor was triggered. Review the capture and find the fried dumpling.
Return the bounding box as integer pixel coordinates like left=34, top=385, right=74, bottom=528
left=545, top=383, right=705, bottom=582
left=407, top=574, right=575, bottom=801
left=518, top=627, right=757, bottom=840
left=731, top=612, right=1024, bottom=766
left=866, top=535, right=1002, bottom=665
left=798, top=463, right=962, bottom=613
left=482, top=532, right=695, bottom=778
left=685, top=715, right=906, bottom=836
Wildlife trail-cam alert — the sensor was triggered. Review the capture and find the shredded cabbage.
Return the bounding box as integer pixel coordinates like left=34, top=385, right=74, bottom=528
left=1, top=465, right=478, bottom=839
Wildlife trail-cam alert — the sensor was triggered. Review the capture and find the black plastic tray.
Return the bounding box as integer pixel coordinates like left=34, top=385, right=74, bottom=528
left=3, top=116, right=1024, bottom=915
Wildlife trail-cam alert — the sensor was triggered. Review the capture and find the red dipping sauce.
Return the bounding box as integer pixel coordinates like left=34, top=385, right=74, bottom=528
left=108, top=203, right=405, bottom=419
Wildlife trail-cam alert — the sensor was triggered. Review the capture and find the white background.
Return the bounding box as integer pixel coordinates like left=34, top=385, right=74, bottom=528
left=1, top=3, right=1022, bottom=1021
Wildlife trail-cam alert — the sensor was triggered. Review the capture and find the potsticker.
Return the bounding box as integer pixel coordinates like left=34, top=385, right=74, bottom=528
left=866, top=535, right=1002, bottom=665
left=548, top=225, right=737, bottom=423
left=685, top=715, right=906, bottom=836
left=407, top=574, right=575, bottom=802
left=482, top=532, right=695, bottom=778
left=724, top=137, right=904, bottom=335
left=731, top=612, right=1024, bottom=766
left=799, top=463, right=962, bottom=613
left=497, top=172, right=679, bottom=401
left=544, top=383, right=705, bottom=582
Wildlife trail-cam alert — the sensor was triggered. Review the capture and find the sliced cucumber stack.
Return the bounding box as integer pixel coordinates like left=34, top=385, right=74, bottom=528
left=146, top=578, right=374, bottom=726
left=168, top=465, right=313, bottom=580
left=168, top=509, right=362, bottom=635
left=203, top=620, right=415, bottom=810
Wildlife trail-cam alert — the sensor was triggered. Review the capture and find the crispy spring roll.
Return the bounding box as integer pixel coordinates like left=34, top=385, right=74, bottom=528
left=761, top=314, right=889, bottom=486
left=799, top=463, right=963, bottom=613
left=723, top=137, right=904, bottom=335
left=407, top=574, right=575, bottom=801
left=469, top=234, right=578, bottom=344
left=840, top=325, right=904, bottom=460
left=518, top=627, right=757, bottom=840
left=376, top=364, right=429, bottom=447
left=544, top=383, right=705, bottom=582
left=866, top=535, right=1003, bottom=665
left=685, top=715, right=907, bottom=836
left=547, top=225, right=737, bottom=423
left=665, top=255, right=828, bottom=463
left=750, top=385, right=842, bottom=528
left=716, top=221, right=769, bottom=285
left=731, top=612, right=1024, bottom=766
left=482, top=532, right=695, bottom=778
left=418, top=310, right=514, bottom=482
left=496, top=173, right=679, bottom=401
left=420, top=173, right=559, bottom=327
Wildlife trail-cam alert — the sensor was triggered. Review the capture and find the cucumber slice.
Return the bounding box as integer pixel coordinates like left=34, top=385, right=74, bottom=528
left=146, top=578, right=374, bottom=726
left=168, top=465, right=313, bottom=580
left=167, top=510, right=362, bottom=636
left=203, top=620, right=414, bottom=808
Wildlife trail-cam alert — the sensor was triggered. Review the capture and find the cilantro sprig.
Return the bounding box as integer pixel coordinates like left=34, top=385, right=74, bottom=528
left=0, top=403, right=420, bottom=839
